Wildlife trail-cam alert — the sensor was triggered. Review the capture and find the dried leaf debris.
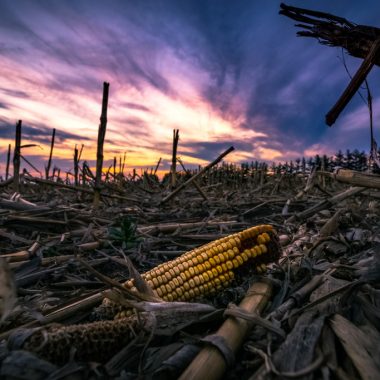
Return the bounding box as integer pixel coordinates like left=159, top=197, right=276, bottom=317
left=0, top=163, right=379, bottom=380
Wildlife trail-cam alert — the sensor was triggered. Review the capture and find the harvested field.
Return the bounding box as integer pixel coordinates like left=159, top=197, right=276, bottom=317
left=1, top=164, right=380, bottom=379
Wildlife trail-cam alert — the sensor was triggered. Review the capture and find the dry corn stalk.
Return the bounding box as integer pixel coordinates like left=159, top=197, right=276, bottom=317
left=101, top=224, right=281, bottom=319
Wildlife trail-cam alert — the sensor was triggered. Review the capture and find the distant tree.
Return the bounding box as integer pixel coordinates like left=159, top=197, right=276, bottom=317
left=314, top=154, right=321, bottom=170
left=344, top=149, right=353, bottom=169
left=301, top=157, right=306, bottom=173
left=307, top=157, right=314, bottom=170
left=334, top=150, right=344, bottom=168
left=295, top=158, right=301, bottom=172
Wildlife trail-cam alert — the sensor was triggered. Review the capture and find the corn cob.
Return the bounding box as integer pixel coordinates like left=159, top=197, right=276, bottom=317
left=102, top=224, right=281, bottom=320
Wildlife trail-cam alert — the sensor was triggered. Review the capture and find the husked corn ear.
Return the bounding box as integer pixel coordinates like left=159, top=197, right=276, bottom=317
left=107, top=224, right=281, bottom=320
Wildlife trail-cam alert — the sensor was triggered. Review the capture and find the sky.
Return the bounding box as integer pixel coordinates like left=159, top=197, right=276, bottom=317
left=1, top=0, right=380, bottom=177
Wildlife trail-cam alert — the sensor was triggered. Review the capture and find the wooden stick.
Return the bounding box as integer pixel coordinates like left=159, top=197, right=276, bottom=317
left=287, top=186, right=365, bottom=223
left=161, top=146, right=235, bottom=203
left=5, top=143, right=11, bottom=180
left=326, top=38, right=380, bottom=126
left=170, top=129, right=179, bottom=188
left=45, top=128, right=56, bottom=179
left=93, top=82, right=110, bottom=207
left=13, top=120, right=22, bottom=192
left=74, top=144, right=79, bottom=186
left=154, top=157, right=162, bottom=176
left=138, top=220, right=239, bottom=235
left=179, top=281, right=272, bottom=380
left=177, top=157, right=208, bottom=201
left=322, top=169, right=380, bottom=190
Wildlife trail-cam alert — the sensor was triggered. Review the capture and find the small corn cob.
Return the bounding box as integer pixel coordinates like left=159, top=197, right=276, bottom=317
left=102, top=224, right=281, bottom=320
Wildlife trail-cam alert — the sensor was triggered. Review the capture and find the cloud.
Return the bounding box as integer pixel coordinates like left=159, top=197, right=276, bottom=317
left=1, top=0, right=380, bottom=177
left=0, top=118, right=91, bottom=145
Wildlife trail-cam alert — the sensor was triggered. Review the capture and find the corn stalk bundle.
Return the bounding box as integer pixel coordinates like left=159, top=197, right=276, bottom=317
left=280, top=3, right=380, bottom=67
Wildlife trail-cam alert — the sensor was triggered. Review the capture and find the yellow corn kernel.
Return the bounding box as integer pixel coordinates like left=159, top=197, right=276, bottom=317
left=244, top=249, right=251, bottom=258
left=255, top=245, right=262, bottom=256
left=166, top=294, right=174, bottom=302
left=228, top=238, right=236, bottom=247
left=191, top=257, right=199, bottom=266
left=198, top=284, right=205, bottom=294
left=260, top=263, right=267, bottom=272
left=216, top=265, right=223, bottom=274
left=232, top=259, right=239, bottom=269
left=257, top=234, right=266, bottom=244
left=202, top=272, right=209, bottom=282
left=164, top=272, right=171, bottom=282
left=182, top=261, right=189, bottom=271
left=156, top=287, right=163, bottom=297
left=227, top=249, right=235, bottom=260
left=189, top=278, right=195, bottom=288
left=241, top=252, right=249, bottom=262
left=261, top=232, right=270, bottom=243
left=218, top=253, right=226, bottom=263
left=233, top=237, right=241, bottom=247
left=221, top=263, right=228, bottom=272
left=201, top=252, right=208, bottom=262
left=207, top=269, right=214, bottom=279
left=212, top=268, right=219, bottom=277
left=209, top=257, right=216, bottom=267
left=169, top=268, right=175, bottom=277
left=178, top=263, right=184, bottom=272
left=177, top=276, right=184, bottom=285
left=176, top=287, right=183, bottom=297
left=152, top=277, right=159, bottom=288
left=159, top=284, right=167, bottom=295
left=189, top=267, right=195, bottom=277
left=194, top=275, right=201, bottom=286
left=236, top=255, right=244, bottom=266
left=204, top=261, right=211, bottom=270
left=173, top=266, right=180, bottom=276
left=183, top=291, right=190, bottom=301
left=225, top=241, right=233, bottom=251
left=216, top=244, right=223, bottom=254
left=165, top=284, right=172, bottom=293
left=183, top=281, right=190, bottom=291
left=260, top=244, right=268, bottom=254
left=194, top=287, right=200, bottom=296
left=197, top=264, right=205, bottom=273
